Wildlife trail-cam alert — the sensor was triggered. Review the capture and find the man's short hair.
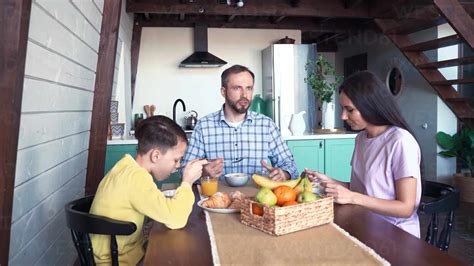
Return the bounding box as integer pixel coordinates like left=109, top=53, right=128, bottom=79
left=221, top=64, right=255, bottom=88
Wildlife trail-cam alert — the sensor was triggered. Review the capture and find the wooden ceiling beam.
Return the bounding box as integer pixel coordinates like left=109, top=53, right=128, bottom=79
left=138, top=15, right=371, bottom=33
left=127, top=0, right=371, bottom=18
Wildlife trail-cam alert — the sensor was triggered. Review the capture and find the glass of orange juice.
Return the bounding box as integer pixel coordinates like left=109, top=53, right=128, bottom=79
left=200, top=176, right=218, bottom=197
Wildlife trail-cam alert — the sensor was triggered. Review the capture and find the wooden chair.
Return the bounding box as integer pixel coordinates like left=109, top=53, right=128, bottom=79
left=419, top=180, right=460, bottom=251
left=65, top=196, right=137, bottom=266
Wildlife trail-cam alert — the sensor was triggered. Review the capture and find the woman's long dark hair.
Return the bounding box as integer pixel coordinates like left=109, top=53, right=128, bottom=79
left=339, top=71, right=415, bottom=137
left=339, top=71, right=423, bottom=177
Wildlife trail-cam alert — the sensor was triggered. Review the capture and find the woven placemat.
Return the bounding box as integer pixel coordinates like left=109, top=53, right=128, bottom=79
left=201, top=183, right=390, bottom=266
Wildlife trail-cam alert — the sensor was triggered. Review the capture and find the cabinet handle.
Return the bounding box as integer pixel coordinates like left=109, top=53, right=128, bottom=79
left=319, top=141, right=323, bottom=149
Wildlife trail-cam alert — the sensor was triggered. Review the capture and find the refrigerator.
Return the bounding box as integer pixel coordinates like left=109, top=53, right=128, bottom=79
left=262, top=44, right=317, bottom=137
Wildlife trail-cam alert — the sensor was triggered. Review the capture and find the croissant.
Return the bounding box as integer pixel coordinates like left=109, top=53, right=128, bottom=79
left=202, top=192, right=231, bottom=208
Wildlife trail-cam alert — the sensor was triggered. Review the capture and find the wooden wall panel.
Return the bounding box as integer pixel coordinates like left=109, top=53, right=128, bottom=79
left=25, top=42, right=96, bottom=90
left=18, top=112, right=92, bottom=149
left=12, top=152, right=88, bottom=221
left=9, top=173, right=85, bottom=265
left=94, top=0, right=104, bottom=13
left=10, top=163, right=87, bottom=257
left=29, top=4, right=99, bottom=70
left=36, top=0, right=100, bottom=52
left=22, top=79, right=94, bottom=112
left=71, top=0, right=103, bottom=32
left=15, top=132, right=89, bottom=186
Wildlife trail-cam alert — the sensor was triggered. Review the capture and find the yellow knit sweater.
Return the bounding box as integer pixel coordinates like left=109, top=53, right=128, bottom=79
left=90, top=154, right=194, bottom=265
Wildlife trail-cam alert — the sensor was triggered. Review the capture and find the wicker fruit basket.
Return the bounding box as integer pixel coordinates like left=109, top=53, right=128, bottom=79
left=240, top=196, right=334, bottom=236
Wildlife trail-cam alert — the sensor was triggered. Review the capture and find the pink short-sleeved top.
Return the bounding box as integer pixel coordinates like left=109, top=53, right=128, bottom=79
left=350, top=126, right=422, bottom=238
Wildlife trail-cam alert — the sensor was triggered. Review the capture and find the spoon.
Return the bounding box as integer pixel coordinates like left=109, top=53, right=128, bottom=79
left=176, top=158, right=244, bottom=171
left=224, top=158, right=243, bottom=163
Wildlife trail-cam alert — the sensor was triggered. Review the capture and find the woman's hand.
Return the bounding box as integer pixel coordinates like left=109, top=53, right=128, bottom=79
left=324, top=182, right=354, bottom=204
left=182, top=159, right=208, bottom=184
left=304, top=169, right=333, bottom=183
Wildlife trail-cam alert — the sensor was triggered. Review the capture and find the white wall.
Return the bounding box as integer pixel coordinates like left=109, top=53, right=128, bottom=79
left=9, top=1, right=133, bottom=265
left=134, top=27, right=301, bottom=127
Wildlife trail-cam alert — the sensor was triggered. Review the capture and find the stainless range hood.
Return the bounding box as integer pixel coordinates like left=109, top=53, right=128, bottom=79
left=179, top=23, right=227, bottom=68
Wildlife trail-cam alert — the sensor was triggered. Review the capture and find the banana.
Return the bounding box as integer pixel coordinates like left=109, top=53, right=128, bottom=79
left=304, top=176, right=313, bottom=192
left=252, top=174, right=301, bottom=189
left=293, top=175, right=313, bottom=194
left=293, top=178, right=305, bottom=194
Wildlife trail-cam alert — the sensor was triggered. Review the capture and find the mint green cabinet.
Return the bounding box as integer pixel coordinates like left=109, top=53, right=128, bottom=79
left=105, top=145, right=137, bottom=175
left=286, top=138, right=355, bottom=182
left=105, top=144, right=181, bottom=187
left=287, top=139, right=324, bottom=174
left=325, top=139, right=355, bottom=182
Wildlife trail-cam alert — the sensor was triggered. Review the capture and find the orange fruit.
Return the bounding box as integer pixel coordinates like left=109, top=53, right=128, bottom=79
left=272, top=185, right=297, bottom=206
left=252, top=202, right=264, bottom=216
left=282, top=200, right=299, bottom=207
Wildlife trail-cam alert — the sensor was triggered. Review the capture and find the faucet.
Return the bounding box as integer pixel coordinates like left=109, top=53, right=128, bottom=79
left=173, top=98, right=186, bottom=123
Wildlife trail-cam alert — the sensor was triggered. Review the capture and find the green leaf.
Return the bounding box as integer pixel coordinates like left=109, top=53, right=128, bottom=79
left=438, top=151, right=457, bottom=157
left=305, top=55, right=343, bottom=104
left=436, top=132, right=454, bottom=149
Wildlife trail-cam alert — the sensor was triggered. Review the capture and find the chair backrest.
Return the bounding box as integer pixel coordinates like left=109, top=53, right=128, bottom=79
left=419, top=181, right=460, bottom=251
left=65, top=196, right=137, bottom=266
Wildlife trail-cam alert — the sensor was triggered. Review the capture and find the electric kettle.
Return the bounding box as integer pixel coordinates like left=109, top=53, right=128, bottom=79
left=185, top=110, right=198, bottom=130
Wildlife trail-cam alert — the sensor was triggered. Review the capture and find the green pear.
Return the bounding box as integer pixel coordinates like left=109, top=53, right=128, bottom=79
left=255, top=187, right=277, bottom=206
left=297, top=191, right=319, bottom=203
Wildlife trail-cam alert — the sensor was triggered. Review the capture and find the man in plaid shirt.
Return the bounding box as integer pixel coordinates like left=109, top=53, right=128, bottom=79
left=182, top=65, right=298, bottom=181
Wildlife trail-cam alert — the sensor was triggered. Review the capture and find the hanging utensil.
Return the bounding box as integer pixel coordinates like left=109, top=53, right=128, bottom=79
left=144, top=105, right=151, bottom=118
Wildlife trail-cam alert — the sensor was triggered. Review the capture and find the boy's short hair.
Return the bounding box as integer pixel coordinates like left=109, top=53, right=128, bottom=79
left=135, top=115, right=187, bottom=155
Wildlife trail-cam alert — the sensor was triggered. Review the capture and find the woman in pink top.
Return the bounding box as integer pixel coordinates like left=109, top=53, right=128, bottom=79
left=306, top=71, right=422, bottom=237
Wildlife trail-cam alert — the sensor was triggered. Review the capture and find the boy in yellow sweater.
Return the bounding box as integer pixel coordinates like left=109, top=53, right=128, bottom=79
left=90, top=115, right=207, bottom=265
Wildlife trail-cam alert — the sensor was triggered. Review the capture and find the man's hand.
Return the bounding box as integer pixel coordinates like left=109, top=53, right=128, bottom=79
left=260, top=160, right=290, bottom=181
left=203, top=158, right=223, bottom=179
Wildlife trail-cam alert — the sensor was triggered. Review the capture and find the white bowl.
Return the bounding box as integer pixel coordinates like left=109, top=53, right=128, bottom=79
left=224, top=173, right=249, bottom=187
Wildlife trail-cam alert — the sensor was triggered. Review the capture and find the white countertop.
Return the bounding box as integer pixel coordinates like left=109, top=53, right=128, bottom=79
left=283, top=132, right=358, bottom=140
left=107, top=130, right=194, bottom=145
left=108, top=131, right=357, bottom=145
left=108, top=135, right=138, bottom=145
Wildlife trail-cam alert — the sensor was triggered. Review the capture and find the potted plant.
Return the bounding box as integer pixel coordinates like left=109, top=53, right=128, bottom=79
left=436, top=127, right=474, bottom=203
left=305, top=54, right=343, bottom=129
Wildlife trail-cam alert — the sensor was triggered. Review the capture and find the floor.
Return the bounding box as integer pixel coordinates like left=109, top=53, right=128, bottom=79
left=419, top=201, right=474, bottom=265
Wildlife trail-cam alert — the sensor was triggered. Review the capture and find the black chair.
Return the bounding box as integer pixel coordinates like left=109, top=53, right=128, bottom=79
left=419, top=180, right=460, bottom=251
left=65, top=196, right=137, bottom=266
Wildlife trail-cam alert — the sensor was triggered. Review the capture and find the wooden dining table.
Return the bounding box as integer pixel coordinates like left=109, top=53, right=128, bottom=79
left=143, top=185, right=466, bottom=266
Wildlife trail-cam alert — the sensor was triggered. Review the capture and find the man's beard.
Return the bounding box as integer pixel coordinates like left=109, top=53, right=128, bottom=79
left=227, top=98, right=251, bottom=114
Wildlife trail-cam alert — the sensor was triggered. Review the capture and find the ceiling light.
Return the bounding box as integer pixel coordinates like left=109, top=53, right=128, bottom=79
left=236, top=0, right=244, bottom=8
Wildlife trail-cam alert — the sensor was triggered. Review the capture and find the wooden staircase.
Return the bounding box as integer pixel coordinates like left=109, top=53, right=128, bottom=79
left=374, top=0, right=474, bottom=128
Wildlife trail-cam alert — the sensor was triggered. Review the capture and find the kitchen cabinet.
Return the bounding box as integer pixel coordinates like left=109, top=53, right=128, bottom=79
left=105, top=144, right=181, bottom=187
left=287, top=138, right=355, bottom=182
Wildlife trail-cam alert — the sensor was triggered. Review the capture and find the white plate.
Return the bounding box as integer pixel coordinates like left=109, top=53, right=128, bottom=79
left=197, top=198, right=240, bottom=214
left=163, top=189, right=176, bottom=198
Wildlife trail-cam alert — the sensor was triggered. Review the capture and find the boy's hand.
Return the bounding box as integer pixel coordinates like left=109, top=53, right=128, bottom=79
left=182, top=159, right=208, bottom=184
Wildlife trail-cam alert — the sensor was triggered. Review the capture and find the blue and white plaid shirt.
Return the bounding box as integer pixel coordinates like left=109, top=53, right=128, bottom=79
left=182, top=107, right=299, bottom=179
